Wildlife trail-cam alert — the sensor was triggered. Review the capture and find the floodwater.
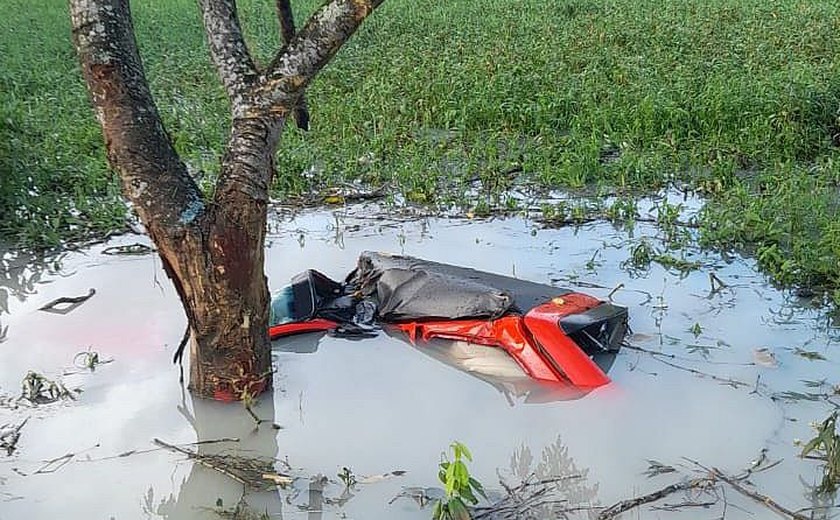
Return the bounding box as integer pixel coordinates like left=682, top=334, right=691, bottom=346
left=1, top=196, right=839, bottom=519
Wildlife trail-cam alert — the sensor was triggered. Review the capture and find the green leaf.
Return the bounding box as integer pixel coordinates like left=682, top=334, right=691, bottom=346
left=452, top=441, right=472, bottom=462
left=461, top=484, right=478, bottom=505
left=445, top=461, right=457, bottom=496
left=448, top=498, right=472, bottom=520
left=469, top=477, right=488, bottom=499
left=454, top=461, right=469, bottom=487
left=432, top=500, right=443, bottom=520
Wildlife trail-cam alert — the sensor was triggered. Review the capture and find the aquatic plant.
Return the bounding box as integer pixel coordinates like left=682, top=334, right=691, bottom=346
left=800, top=412, right=840, bottom=494
left=433, top=441, right=486, bottom=520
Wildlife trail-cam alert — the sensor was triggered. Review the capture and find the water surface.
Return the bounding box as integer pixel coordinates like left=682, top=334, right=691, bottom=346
left=1, top=200, right=838, bottom=519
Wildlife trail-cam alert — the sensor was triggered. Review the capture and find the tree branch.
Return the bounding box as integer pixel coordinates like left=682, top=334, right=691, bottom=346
left=197, top=0, right=259, bottom=109
left=276, top=0, right=297, bottom=44
left=252, top=0, right=384, bottom=115
left=69, top=0, right=203, bottom=231
left=275, top=0, right=310, bottom=130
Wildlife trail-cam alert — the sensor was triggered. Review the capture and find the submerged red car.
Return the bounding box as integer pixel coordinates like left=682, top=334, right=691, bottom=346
left=269, top=252, right=628, bottom=390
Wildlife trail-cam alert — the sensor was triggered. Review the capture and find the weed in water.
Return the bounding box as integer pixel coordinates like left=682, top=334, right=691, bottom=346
left=800, top=412, right=840, bottom=494
left=652, top=253, right=702, bottom=274
left=20, top=371, right=76, bottom=404
left=689, top=322, right=703, bottom=337
left=338, top=466, right=357, bottom=488
left=605, top=197, right=638, bottom=228
left=73, top=348, right=112, bottom=370
left=433, top=441, right=486, bottom=520
left=623, top=239, right=654, bottom=272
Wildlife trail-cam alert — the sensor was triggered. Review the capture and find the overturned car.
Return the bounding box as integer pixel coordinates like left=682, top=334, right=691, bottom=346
left=269, top=252, right=628, bottom=391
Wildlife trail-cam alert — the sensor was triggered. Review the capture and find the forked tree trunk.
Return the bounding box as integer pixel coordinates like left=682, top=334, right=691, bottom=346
left=69, top=0, right=382, bottom=399
left=172, top=116, right=283, bottom=400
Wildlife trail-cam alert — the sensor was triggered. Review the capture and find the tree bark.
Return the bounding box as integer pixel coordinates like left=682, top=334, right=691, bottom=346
left=69, top=0, right=384, bottom=400
left=276, top=0, right=310, bottom=130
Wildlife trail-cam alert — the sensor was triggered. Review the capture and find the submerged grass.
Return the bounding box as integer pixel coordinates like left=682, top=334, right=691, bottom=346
left=1, top=0, right=839, bottom=296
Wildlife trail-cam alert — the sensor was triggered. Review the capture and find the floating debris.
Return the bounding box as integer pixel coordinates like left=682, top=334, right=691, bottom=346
left=20, top=371, right=77, bottom=404
left=101, top=243, right=155, bottom=256
left=752, top=348, right=778, bottom=368
left=0, top=418, right=27, bottom=455
left=73, top=349, right=113, bottom=371
left=793, top=348, right=826, bottom=361
left=643, top=460, right=677, bottom=478
left=153, top=438, right=291, bottom=491
left=357, top=470, right=407, bottom=485
left=210, top=497, right=271, bottom=520
left=38, top=288, right=95, bottom=315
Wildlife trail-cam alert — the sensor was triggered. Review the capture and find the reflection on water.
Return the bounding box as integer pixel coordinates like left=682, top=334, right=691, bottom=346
left=504, top=435, right=600, bottom=519
left=152, top=393, right=285, bottom=519
left=0, top=199, right=838, bottom=518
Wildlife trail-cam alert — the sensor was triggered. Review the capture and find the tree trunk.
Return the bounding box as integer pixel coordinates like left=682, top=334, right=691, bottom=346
left=186, top=115, right=283, bottom=400
left=69, top=0, right=383, bottom=400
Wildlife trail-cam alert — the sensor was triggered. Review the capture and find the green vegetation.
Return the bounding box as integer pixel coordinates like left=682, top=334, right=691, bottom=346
left=801, top=412, right=840, bottom=494
left=434, top=441, right=486, bottom=520
left=1, top=0, right=839, bottom=297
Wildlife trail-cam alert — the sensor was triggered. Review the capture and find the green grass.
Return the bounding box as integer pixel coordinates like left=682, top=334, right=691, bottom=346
left=1, top=0, right=839, bottom=298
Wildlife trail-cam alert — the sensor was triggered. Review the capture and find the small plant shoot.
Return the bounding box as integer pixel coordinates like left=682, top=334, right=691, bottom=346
left=433, top=441, right=486, bottom=520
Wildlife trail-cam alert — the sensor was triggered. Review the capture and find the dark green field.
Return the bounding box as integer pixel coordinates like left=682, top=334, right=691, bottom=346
left=1, top=0, right=839, bottom=300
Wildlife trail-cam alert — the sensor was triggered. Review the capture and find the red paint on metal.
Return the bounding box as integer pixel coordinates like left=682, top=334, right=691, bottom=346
left=268, top=318, right=338, bottom=339
left=524, top=302, right=610, bottom=388
left=392, top=293, right=611, bottom=389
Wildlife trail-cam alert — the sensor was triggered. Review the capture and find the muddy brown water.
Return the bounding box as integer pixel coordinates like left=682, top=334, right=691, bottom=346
left=0, top=199, right=838, bottom=519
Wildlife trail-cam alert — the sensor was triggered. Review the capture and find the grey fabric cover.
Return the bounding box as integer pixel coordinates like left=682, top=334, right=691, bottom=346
left=348, top=252, right=572, bottom=321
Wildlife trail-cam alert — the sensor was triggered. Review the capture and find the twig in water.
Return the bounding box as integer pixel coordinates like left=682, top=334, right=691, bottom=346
left=651, top=500, right=717, bottom=511
left=101, top=243, right=155, bottom=256
left=653, top=357, right=750, bottom=388
left=709, top=272, right=728, bottom=294
left=173, top=324, right=190, bottom=384
left=0, top=418, right=28, bottom=455
left=472, top=473, right=585, bottom=519
left=153, top=438, right=288, bottom=491
left=683, top=457, right=808, bottom=520
left=711, top=467, right=807, bottom=520
left=34, top=453, right=75, bottom=474
left=154, top=438, right=249, bottom=487
left=597, top=478, right=714, bottom=519
left=78, top=437, right=239, bottom=462
left=38, top=288, right=95, bottom=315
left=622, top=343, right=755, bottom=367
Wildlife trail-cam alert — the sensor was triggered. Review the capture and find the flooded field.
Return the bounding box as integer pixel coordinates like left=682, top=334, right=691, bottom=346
left=1, top=196, right=839, bottom=519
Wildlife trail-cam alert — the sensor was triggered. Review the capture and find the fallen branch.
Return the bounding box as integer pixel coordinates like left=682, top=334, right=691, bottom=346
left=710, top=467, right=808, bottom=520
left=154, top=438, right=249, bottom=487
left=597, top=479, right=713, bottom=519
left=472, top=473, right=585, bottom=519
left=153, top=438, right=288, bottom=491
left=650, top=500, right=716, bottom=511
